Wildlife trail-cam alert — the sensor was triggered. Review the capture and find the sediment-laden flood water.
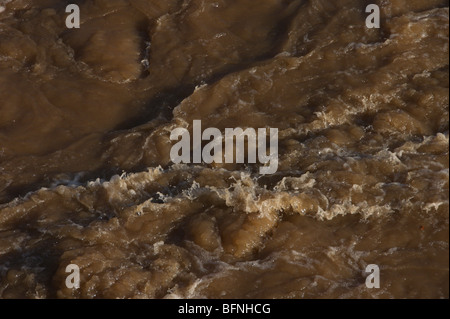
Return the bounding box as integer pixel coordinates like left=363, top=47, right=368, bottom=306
left=0, top=0, right=448, bottom=298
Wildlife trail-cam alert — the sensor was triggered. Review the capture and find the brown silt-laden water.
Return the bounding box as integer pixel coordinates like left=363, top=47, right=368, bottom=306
left=0, top=0, right=448, bottom=298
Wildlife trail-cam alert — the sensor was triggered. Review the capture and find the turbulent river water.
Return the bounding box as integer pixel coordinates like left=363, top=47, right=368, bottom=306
left=0, top=0, right=448, bottom=298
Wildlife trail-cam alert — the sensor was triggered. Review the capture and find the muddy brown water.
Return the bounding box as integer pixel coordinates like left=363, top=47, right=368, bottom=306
left=0, top=0, right=448, bottom=298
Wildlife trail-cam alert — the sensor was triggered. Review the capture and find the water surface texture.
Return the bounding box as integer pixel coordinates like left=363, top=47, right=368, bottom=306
left=0, top=0, right=448, bottom=298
